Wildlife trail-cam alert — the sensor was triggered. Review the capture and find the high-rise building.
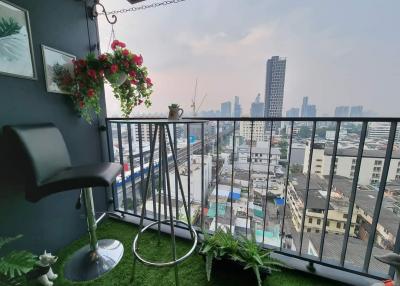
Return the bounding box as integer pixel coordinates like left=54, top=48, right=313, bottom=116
left=250, top=94, right=264, bottom=117
left=286, top=108, right=300, bottom=117
left=264, top=56, right=286, bottom=119
left=350, top=106, right=363, bottom=117
left=220, top=101, right=231, bottom=117
left=234, top=96, right=242, bottom=117
left=300, top=96, right=317, bottom=117
left=335, top=106, right=350, bottom=117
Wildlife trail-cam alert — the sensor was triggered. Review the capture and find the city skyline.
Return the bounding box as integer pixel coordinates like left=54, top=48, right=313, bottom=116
left=98, top=0, right=400, bottom=117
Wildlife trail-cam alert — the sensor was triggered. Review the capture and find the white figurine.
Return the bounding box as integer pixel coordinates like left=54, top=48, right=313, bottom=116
left=371, top=253, right=399, bottom=286
left=35, top=250, right=58, bottom=286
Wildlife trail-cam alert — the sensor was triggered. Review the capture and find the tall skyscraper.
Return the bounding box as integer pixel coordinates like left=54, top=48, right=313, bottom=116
left=301, top=96, right=317, bottom=117
left=335, top=106, right=350, bottom=117
left=250, top=94, right=264, bottom=117
left=286, top=108, right=300, bottom=117
left=234, top=96, right=242, bottom=117
left=221, top=101, right=231, bottom=117
left=350, top=105, right=363, bottom=117
left=264, top=56, right=286, bottom=119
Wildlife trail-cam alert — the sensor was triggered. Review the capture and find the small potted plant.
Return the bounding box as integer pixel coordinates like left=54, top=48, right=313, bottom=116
left=168, top=104, right=184, bottom=120
left=199, top=228, right=284, bottom=286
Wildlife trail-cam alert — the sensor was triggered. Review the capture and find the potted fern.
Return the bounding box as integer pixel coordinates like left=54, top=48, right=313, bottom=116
left=0, top=235, right=37, bottom=286
left=199, top=228, right=284, bottom=286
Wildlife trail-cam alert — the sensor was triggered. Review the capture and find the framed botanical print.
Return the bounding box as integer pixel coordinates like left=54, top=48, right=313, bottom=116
left=41, top=45, right=75, bottom=94
left=0, top=0, right=36, bottom=79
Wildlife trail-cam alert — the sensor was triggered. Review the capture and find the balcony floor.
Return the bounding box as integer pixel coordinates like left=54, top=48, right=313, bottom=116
left=30, top=219, right=347, bottom=286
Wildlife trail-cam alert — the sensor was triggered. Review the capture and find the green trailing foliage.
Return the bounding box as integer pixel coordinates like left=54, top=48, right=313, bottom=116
left=0, top=235, right=37, bottom=286
left=0, top=17, right=22, bottom=38
left=199, top=228, right=285, bottom=286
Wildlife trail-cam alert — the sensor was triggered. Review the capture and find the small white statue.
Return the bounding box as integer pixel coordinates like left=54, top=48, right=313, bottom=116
left=371, top=253, right=399, bottom=286
left=35, top=250, right=58, bottom=286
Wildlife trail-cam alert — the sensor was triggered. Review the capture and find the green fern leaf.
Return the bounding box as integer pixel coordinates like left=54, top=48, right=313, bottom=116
left=0, top=251, right=36, bottom=279
left=0, top=235, right=22, bottom=250
left=205, top=253, right=213, bottom=282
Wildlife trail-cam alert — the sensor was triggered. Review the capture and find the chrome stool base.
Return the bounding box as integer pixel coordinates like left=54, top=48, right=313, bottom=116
left=133, top=220, right=197, bottom=267
left=64, top=239, right=124, bottom=282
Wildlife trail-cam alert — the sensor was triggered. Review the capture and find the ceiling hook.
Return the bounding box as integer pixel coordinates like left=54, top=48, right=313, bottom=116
left=89, top=0, right=117, bottom=25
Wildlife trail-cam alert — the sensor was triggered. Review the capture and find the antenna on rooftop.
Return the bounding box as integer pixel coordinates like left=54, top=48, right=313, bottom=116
left=190, top=79, right=207, bottom=117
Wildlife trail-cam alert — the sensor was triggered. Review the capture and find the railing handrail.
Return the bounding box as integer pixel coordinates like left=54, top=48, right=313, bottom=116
left=105, top=116, right=400, bottom=122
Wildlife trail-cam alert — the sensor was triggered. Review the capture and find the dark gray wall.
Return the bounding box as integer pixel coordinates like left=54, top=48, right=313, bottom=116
left=0, top=0, right=109, bottom=254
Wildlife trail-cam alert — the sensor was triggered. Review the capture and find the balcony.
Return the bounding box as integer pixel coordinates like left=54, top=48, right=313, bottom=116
left=0, top=1, right=399, bottom=285
left=102, top=116, right=400, bottom=285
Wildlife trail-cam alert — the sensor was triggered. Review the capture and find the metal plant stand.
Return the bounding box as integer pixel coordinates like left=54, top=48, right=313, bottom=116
left=131, top=120, right=206, bottom=285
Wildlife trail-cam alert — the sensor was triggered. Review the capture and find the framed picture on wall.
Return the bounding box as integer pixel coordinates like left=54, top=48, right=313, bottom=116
left=41, top=45, right=75, bottom=94
left=0, top=0, right=36, bottom=79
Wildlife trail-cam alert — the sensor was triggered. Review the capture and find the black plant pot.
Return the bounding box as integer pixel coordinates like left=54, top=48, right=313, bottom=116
left=204, top=255, right=271, bottom=285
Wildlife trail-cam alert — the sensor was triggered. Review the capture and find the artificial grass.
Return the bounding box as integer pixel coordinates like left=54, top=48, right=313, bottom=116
left=28, top=219, right=347, bottom=286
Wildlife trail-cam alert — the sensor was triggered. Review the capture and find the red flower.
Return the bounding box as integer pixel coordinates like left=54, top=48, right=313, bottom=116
left=111, top=40, right=126, bottom=50
left=79, top=101, right=85, bottom=108
left=87, top=89, right=95, bottom=98
left=146, top=77, right=153, bottom=87
left=99, top=70, right=105, bottom=77
left=132, top=54, right=143, bottom=66
left=123, top=61, right=130, bottom=68
left=78, top=59, right=87, bottom=67
left=87, top=69, right=97, bottom=79
left=99, top=54, right=108, bottom=61
left=129, top=70, right=136, bottom=78
left=130, top=79, right=138, bottom=85
left=122, top=49, right=130, bottom=56
left=110, top=64, right=118, bottom=74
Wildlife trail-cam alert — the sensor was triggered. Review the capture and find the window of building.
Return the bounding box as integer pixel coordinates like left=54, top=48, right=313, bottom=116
left=316, top=229, right=320, bottom=233
left=308, top=218, right=312, bottom=224
left=343, top=214, right=348, bottom=219
left=375, top=160, right=383, bottom=166
left=352, top=159, right=357, bottom=164
left=317, top=219, right=321, bottom=225
left=327, top=221, right=330, bottom=227
left=307, top=228, right=311, bottom=233
left=337, top=222, right=341, bottom=229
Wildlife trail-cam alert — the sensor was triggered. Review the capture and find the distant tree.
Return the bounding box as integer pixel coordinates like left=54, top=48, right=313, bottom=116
left=298, top=126, right=312, bottom=138
left=278, top=140, right=288, bottom=159
left=290, top=164, right=303, bottom=174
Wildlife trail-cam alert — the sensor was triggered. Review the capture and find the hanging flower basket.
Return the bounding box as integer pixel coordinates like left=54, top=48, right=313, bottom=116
left=53, top=40, right=153, bottom=123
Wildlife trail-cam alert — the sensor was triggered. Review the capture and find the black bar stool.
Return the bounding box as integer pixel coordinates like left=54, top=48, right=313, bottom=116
left=3, top=123, right=124, bottom=282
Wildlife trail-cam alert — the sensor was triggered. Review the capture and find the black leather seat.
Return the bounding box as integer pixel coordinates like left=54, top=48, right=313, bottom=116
left=3, top=123, right=122, bottom=202
left=3, top=123, right=124, bottom=282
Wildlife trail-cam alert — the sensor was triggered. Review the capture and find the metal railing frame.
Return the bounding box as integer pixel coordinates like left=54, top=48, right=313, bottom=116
left=104, top=116, right=400, bottom=281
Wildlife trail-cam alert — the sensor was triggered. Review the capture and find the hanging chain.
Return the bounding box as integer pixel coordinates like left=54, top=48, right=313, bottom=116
left=100, top=0, right=188, bottom=16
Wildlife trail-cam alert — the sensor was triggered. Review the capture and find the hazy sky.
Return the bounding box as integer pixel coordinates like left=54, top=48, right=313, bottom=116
left=98, top=0, right=400, bottom=117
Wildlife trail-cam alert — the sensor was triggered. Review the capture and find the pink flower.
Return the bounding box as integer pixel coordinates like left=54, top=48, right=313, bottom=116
left=87, top=69, right=97, bottom=79
left=110, top=64, right=118, bottom=74
left=123, top=61, right=130, bottom=68
left=146, top=77, right=153, bottom=87
left=122, top=49, right=130, bottom=56
left=99, top=54, right=108, bottom=61
left=129, top=70, right=136, bottom=78
left=87, top=89, right=95, bottom=98
left=111, top=40, right=126, bottom=50
left=132, top=54, right=143, bottom=66
left=130, top=79, right=138, bottom=85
